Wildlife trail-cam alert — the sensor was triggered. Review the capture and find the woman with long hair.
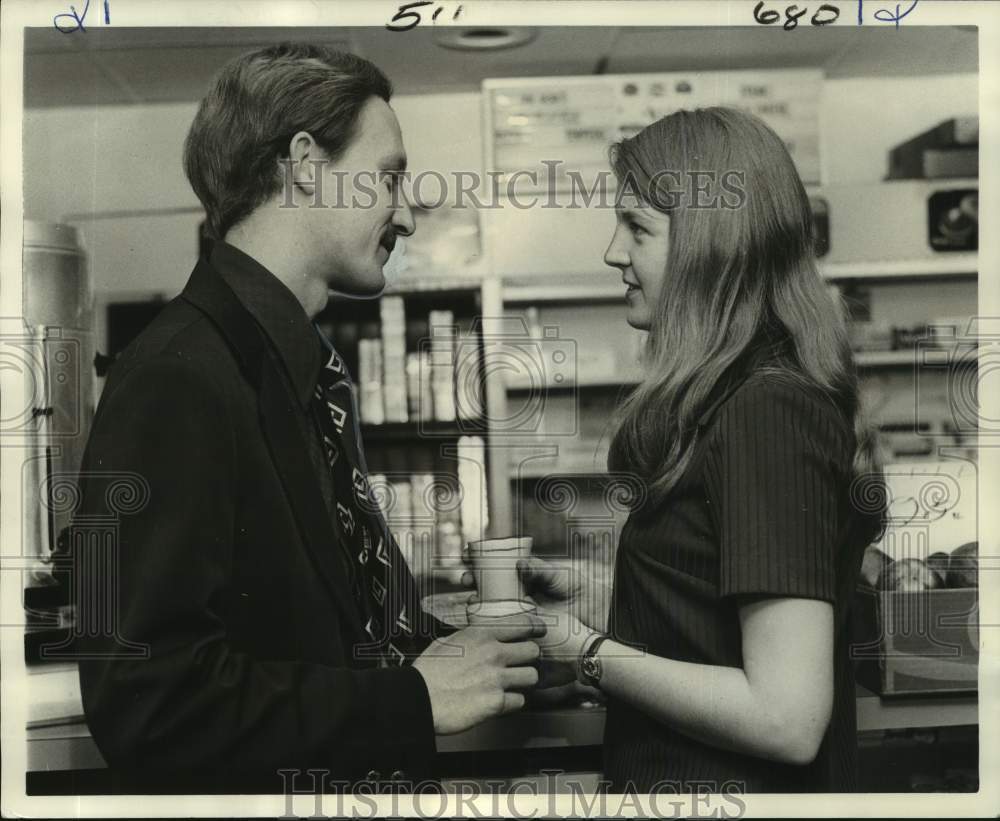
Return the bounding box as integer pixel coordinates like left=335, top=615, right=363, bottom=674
left=522, top=107, right=884, bottom=793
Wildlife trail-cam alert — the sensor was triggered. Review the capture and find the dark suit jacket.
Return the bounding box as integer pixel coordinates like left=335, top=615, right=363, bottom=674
left=73, top=249, right=449, bottom=793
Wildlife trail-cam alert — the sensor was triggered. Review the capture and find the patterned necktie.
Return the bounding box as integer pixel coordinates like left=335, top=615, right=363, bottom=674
left=312, top=333, right=423, bottom=667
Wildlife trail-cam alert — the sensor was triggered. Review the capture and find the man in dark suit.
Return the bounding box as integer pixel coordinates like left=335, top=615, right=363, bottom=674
left=72, top=43, right=543, bottom=794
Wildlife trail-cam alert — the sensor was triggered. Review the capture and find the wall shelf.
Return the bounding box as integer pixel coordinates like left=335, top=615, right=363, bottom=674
left=856, top=347, right=978, bottom=369
left=501, top=347, right=974, bottom=392
left=502, top=279, right=624, bottom=304
left=360, top=418, right=489, bottom=441
left=500, top=257, right=977, bottom=304
left=505, top=375, right=639, bottom=392
left=510, top=448, right=610, bottom=479
left=328, top=276, right=486, bottom=301
left=821, top=256, right=977, bottom=281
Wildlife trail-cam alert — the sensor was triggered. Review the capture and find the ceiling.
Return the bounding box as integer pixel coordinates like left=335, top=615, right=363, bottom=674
left=23, top=25, right=978, bottom=107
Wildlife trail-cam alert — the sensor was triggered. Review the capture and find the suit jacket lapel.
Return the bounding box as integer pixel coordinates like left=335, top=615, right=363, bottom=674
left=180, top=258, right=365, bottom=639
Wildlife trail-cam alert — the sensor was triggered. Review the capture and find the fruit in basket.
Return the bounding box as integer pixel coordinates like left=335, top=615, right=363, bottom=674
left=926, top=551, right=951, bottom=580
left=946, top=541, right=978, bottom=589
left=878, top=558, right=943, bottom=592
left=860, top=545, right=893, bottom=588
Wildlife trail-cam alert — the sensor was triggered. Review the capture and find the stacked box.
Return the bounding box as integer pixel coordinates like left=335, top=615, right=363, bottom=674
left=428, top=310, right=457, bottom=422
left=432, top=472, right=465, bottom=585
left=407, top=473, right=438, bottom=582
left=357, top=338, right=385, bottom=425
left=454, top=318, right=483, bottom=421
left=385, top=479, right=414, bottom=571
left=380, top=297, right=409, bottom=422
left=406, top=351, right=432, bottom=421
left=457, top=435, right=489, bottom=546
left=852, top=586, right=978, bottom=695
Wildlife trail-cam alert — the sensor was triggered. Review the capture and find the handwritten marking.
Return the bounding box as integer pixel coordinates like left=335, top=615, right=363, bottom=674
left=754, top=0, right=920, bottom=28
left=871, top=0, right=920, bottom=27
left=54, top=0, right=111, bottom=32
left=387, top=1, right=463, bottom=32
left=53, top=0, right=90, bottom=32
left=754, top=1, right=842, bottom=28
left=812, top=3, right=839, bottom=24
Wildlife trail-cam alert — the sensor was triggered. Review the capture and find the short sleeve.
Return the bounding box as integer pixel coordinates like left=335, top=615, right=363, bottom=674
left=703, top=377, right=850, bottom=602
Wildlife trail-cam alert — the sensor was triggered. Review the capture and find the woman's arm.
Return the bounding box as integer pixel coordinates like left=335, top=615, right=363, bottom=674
left=581, top=596, right=834, bottom=766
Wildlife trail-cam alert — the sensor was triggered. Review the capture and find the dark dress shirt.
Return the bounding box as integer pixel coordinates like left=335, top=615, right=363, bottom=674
left=604, top=360, right=881, bottom=793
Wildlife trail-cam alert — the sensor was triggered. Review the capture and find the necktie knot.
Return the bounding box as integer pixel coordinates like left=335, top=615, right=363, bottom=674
left=317, top=343, right=351, bottom=391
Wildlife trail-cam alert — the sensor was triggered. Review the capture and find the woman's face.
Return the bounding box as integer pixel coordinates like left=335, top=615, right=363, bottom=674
left=604, top=198, right=671, bottom=331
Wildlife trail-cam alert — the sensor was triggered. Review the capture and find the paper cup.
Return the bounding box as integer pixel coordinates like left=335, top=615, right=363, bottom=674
left=465, top=598, right=538, bottom=627
left=467, top=536, right=533, bottom=602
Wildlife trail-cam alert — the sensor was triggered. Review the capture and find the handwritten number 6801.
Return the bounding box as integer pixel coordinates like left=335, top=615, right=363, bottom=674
left=753, top=2, right=841, bottom=28
left=754, top=0, right=920, bottom=28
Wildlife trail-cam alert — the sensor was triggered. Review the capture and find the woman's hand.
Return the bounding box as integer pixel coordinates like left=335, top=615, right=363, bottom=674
left=517, top=556, right=611, bottom=634
left=534, top=602, right=599, bottom=683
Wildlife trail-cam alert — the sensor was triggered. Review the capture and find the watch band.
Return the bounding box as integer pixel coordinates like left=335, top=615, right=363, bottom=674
left=578, top=632, right=609, bottom=687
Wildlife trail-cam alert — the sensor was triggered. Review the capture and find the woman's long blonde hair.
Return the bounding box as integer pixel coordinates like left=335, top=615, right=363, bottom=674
left=607, top=107, right=879, bottom=504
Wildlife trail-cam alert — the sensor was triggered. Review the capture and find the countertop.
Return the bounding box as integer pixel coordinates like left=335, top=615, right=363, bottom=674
left=24, top=662, right=978, bottom=773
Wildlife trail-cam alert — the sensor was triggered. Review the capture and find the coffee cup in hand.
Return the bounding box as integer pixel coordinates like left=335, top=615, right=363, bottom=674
left=465, top=598, right=538, bottom=626
left=467, top=536, right=533, bottom=603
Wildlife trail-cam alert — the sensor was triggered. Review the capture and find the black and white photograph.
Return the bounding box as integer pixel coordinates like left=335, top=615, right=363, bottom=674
left=1, top=0, right=997, bottom=817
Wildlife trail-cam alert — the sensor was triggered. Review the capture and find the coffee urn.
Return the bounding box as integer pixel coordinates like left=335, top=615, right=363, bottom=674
left=21, top=221, right=95, bottom=560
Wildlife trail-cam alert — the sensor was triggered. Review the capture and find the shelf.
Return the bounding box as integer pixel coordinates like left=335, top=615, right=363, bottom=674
left=855, top=684, right=977, bottom=732
left=502, top=278, right=624, bottom=304
left=500, top=348, right=976, bottom=392
left=855, top=347, right=978, bottom=369
left=822, top=256, right=977, bottom=280
left=328, top=276, right=485, bottom=300
left=500, top=257, right=977, bottom=304
left=505, top=375, right=640, bottom=392
left=330, top=259, right=981, bottom=312
left=360, top=418, right=488, bottom=441
left=855, top=350, right=920, bottom=368
left=512, top=458, right=610, bottom=479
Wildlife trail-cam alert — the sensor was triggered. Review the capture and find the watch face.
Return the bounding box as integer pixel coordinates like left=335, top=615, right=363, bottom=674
left=582, top=655, right=601, bottom=683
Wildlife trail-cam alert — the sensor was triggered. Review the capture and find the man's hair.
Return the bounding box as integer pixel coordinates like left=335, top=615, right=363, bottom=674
left=183, top=42, right=392, bottom=240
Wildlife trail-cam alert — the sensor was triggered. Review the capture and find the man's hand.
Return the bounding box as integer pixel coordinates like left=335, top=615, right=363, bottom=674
left=412, top=614, right=545, bottom=735
left=528, top=679, right=603, bottom=707
left=516, top=556, right=611, bottom=634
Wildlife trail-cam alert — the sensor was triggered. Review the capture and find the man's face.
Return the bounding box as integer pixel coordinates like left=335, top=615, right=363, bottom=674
left=307, top=97, right=414, bottom=297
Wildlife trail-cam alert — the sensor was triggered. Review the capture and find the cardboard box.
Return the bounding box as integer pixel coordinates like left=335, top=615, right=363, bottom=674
left=852, top=586, right=978, bottom=696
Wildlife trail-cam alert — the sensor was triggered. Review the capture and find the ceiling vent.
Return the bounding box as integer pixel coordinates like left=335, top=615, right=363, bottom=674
left=434, top=27, right=537, bottom=51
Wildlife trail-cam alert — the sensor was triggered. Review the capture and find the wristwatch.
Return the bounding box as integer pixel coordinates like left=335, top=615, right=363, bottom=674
left=578, top=632, right=610, bottom=687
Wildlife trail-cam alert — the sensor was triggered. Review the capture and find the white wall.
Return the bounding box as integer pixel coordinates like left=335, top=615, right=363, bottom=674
left=22, top=74, right=979, bottom=299
left=24, top=103, right=200, bottom=220
left=822, top=74, right=978, bottom=184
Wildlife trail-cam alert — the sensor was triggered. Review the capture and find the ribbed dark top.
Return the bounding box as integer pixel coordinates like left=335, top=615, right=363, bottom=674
left=604, top=370, right=877, bottom=793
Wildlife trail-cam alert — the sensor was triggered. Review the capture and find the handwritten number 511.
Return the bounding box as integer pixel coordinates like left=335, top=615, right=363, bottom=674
left=387, top=2, right=463, bottom=32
